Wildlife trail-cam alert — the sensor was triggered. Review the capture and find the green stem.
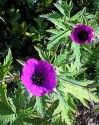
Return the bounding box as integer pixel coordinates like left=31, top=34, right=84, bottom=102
left=0, top=76, right=20, bottom=83
left=8, top=72, right=14, bottom=78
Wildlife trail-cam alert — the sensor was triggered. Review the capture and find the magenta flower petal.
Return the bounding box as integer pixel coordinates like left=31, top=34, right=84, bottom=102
left=28, top=84, right=47, bottom=96
left=70, top=24, right=94, bottom=44
left=21, top=59, right=56, bottom=96
left=21, top=58, right=38, bottom=78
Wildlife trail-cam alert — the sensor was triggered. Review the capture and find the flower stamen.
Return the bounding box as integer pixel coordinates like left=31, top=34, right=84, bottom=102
left=78, top=30, right=88, bottom=42
left=32, top=72, right=44, bottom=85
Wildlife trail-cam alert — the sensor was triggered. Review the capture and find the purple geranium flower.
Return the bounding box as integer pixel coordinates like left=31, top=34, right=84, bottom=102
left=70, top=24, right=94, bottom=44
left=21, top=58, right=56, bottom=96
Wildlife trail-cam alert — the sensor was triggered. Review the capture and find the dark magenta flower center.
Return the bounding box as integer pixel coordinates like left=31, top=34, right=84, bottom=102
left=32, top=72, right=45, bottom=85
left=78, top=30, right=88, bottom=42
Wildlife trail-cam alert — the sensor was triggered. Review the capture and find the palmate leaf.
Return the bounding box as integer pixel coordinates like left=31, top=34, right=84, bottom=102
left=53, top=92, right=71, bottom=125
left=53, top=101, right=71, bottom=125
left=52, top=78, right=99, bottom=125
left=59, top=79, right=99, bottom=107
left=52, top=90, right=75, bottom=125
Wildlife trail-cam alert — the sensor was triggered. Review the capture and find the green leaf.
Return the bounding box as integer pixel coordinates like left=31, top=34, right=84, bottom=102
left=54, top=3, right=65, bottom=16
left=93, top=0, right=99, bottom=9
left=0, top=48, right=13, bottom=80
left=51, top=114, right=61, bottom=125
left=19, top=108, right=37, bottom=119
left=0, top=84, right=14, bottom=110
left=47, top=30, right=70, bottom=50
left=40, top=11, right=62, bottom=19
left=65, top=63, right=86, bottom=77
left=71, top=42, right=81, bottom=71
left=25, top=32, right=31, bottom=36
left=16, top=59, right=25, bottom=66
left=28, top=0, right=37, bottom=5
left=44, top=0, right=52, bottom=6
left=34, top=97, right=45, bottom=117
left=67, top=94, right=77, bottom=113
left=0, top=0, right=7, bottom=6
left=9, top=87, right=31, bottom=113
left=0, top=102, right=16, bottom=124
left=8, top=97, right=16, bottom=113
left=45, top=100, right=59, bottom=117
left=22, top=21, right=26, bottom=31
left=93, top=25, right=99, bottom=34
left=53, top=91, right=71, bottom=125
left=34, top=46, right=49, bottom=61
left=95, top=11, right=99, bottom=25
left=22, top=117, right=44, bottom=125
left=70, top=11, right=81, bottom=21
left=53, top=51, right=68, bottom=66
left=68, top=1, right=73, bottom=12
left=59, top=79, right=99, bottom=107
left=46, top=29, right=62, bottom=35
left=11, top=108, right=37, bottom=125
left=0, top=64, right=4, bottom=80
left=3, top=48, right=12, bottom=67
left=47, top=19, right=66, bottom=30
left=85, top=13, right=95, bottom=19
